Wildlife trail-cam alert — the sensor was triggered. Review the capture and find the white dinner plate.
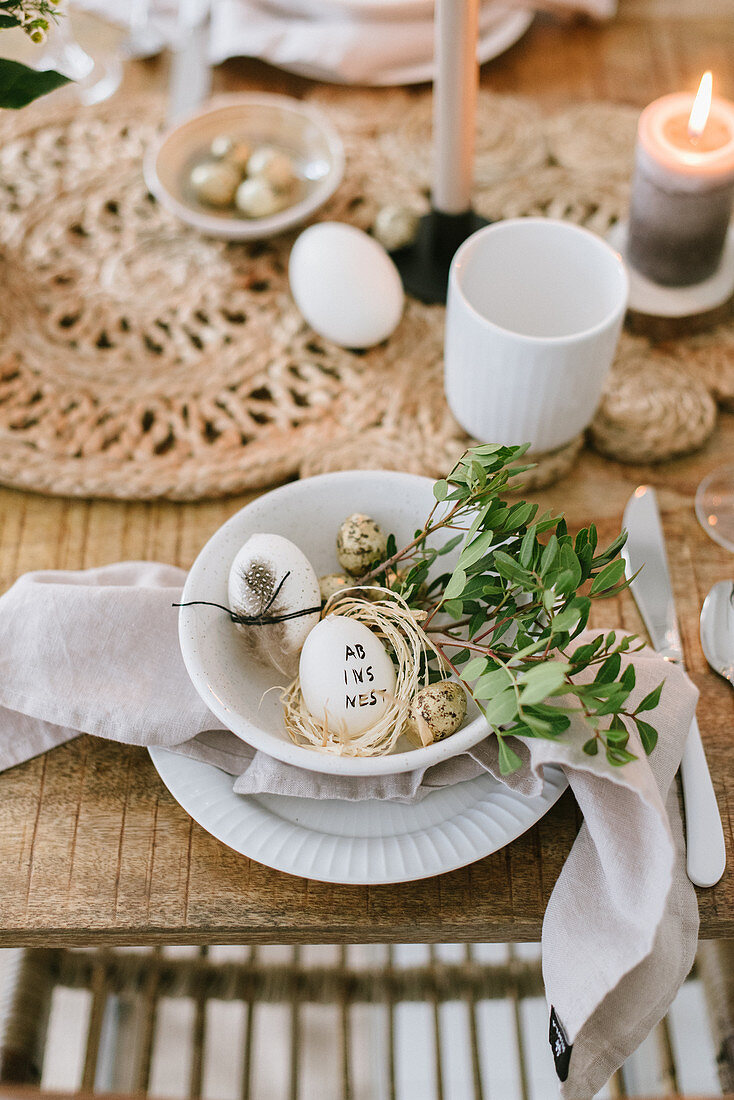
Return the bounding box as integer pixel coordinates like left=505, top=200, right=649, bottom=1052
left=271, top=10, right=533, bottom=86
left=263, top=0, right=436, bottom=20
left=149, top=746, right=568, bottom=884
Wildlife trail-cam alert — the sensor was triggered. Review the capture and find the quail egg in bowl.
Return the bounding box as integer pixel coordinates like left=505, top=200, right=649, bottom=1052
left=145, top=94, right=344, bottom=240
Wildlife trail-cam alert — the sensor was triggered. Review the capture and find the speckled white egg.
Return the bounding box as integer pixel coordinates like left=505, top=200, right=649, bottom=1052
left=299, top=615, right=397, bottom=737
left=228, top=533, right=321, bottom=678
left=289, top=222, right=404, bottom=349
left=336, top=513, right=387, bottom=576
left=406, top=680, right=467, bottom=747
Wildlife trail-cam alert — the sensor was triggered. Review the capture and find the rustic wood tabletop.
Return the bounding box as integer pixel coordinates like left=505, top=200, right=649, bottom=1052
left=0, top=0, right=731, bottom=946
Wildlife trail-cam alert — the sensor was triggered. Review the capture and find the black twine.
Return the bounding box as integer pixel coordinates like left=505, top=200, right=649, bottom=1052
left=173, top=570, right=322, bottom=626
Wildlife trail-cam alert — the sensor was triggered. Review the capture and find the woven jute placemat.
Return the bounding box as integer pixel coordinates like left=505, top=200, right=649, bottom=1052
left=0, top=91, right=729, bottom=500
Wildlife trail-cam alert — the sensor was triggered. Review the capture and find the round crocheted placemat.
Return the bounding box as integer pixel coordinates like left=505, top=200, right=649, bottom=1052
left=0, top=91, right=730, bottom=500
left=589, top=350, right=718, bottom=464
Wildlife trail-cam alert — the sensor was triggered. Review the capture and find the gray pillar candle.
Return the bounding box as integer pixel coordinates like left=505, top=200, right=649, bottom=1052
left=627, top=75, right=734, bottom=288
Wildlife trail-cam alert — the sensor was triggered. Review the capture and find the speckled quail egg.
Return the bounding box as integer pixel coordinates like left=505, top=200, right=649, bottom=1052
left=247, top=146, right=297, bottom=192
left=210, top=134, right=252, bottom=173
left=336, top=513, right=388, bottom=576
left=373, top=205, right=420, bottom=252
left=235, top=177, right=286, bottom=219
left=406, top=680, right=467, bottom=747
left=190, top=160, right=241, bottom=208
left=319, top=572, right=381, bottom=606
left=319, top=572, right=350, bottom=604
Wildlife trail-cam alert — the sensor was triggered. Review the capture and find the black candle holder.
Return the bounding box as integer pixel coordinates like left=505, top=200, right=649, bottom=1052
left=390, top=208, right=489, bottom=305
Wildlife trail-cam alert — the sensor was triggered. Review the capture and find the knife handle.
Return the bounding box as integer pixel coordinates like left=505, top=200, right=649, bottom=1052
left=680, top=715, right=726, bottom=888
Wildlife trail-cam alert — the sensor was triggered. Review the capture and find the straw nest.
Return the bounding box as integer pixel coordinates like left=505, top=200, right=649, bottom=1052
left=281, top=587, right=447, bottom=757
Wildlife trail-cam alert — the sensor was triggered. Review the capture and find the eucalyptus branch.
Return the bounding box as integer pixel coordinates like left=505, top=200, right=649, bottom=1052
left=368, top=443, right=665, bottom=775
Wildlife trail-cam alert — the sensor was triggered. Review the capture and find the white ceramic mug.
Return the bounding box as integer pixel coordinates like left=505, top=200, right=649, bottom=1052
left=444, top=218, right=629, bottom=453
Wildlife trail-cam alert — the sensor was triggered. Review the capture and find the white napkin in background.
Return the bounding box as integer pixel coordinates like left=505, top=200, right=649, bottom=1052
left=73, top=0, right=616, bottom=80
left=0, top=562, right=699, bottom=1098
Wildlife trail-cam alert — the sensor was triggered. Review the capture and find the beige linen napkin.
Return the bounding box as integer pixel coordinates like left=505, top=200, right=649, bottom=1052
left=0, top=562, right=699, bottom=1098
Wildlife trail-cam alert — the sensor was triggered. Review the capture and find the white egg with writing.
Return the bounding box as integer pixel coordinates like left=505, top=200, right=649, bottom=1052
left=298, top=615, right=396, bottom=737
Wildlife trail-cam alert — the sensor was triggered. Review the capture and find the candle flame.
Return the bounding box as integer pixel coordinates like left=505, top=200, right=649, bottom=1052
left=688, top=71, right=713, bottom=141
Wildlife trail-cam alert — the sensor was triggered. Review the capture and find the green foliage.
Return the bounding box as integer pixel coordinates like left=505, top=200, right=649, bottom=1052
left=0, top=0, right=69, bottom=109
left=361, top=444, right=664, bottom=775
left=0, top=56, right=69, bottom=107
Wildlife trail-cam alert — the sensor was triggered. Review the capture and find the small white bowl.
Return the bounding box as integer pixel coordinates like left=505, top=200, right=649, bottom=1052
left=144, top=94, right=345, bottom=240
left=179, top=470, right=488, bottom=777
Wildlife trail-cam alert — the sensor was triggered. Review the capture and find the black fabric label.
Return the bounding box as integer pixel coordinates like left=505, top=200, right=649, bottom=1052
left=549, top=1005, right=573, bottom=1082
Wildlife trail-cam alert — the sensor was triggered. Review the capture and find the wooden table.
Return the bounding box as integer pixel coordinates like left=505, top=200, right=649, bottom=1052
left=0, top=0, right=732, bottom=946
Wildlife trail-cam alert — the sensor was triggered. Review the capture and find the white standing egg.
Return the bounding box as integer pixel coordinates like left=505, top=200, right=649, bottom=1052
left=299, top=615, right=397, bottom=737
left=228, top=533, right=321, bottom=678
left=289, top=222, right=404, bottom=349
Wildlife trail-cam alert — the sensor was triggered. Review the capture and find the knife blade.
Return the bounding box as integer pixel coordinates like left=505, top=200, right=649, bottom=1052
left=622, top=485, right=726, bottom=888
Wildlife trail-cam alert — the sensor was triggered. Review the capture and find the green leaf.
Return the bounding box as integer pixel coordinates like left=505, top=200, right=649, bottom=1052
left=592, top=530, right=627, bottom=566
left=458, top=530, right=495, bottom=570
left=518, top=662, right=570, bottom=706
left=590, top=558, right=626, bottom=595
left=550, top=603, right=582, bottom=635
left=571, top=635, right=604, bottom=666
left=462, top=656, right=489, bottom=681
left=497, top=737, right=523, bottom=775
left=583, top=737, right=599, bottom=756
left=519, top=525, right=537, bottom=568
left=443, top=599, right=464, bottom=619
left=433, top=479, right=449, bottom=501
left=635, top=718, right=658, bottom=754
left=606, top=745, right=637, bottom=766
left=437, top=534, right=464, bottom=556
left=0, top=58, right=71, bottom=109
left=540, top=535, right=558, bottom=575
left=443, top=567, right=466, bottom=601
left=606, top=725, right=629, bottom=749
left=594, top=653, right=621, bottom=683
left=620, top=664, right=636, bottom=691
left=483, top=688, right=519, bottom=727
left=493, top=551, right=534, bottom=587
left=0, top=13, right=20, bottom=26
left=635, top=682, right=663, bottom=713
left=474, top=667, right=513, bottom=700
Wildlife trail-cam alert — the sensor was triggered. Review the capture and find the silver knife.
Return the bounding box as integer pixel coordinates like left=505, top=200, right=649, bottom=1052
left=622, top=485, right=726, bottom=888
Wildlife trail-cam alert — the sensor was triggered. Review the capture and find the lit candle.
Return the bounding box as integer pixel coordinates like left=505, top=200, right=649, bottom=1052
left=627, top=72, right=734, bottom=286
left=432, top=0, right=479, bottom=215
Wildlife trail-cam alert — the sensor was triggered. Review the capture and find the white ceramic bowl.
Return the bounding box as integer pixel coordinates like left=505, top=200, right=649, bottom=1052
left=179, top=470, right=488, bottom=776
left=144, top=94, right=344, bottom=241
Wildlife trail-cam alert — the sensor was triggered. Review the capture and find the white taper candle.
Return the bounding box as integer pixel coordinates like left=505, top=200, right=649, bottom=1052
left=432, top=0, right=479, bottom=215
